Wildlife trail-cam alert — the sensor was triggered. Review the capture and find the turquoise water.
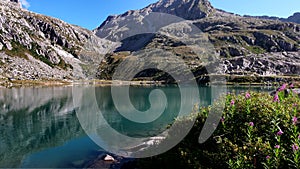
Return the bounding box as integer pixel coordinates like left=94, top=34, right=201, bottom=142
left=0, top=85, right=275, bottom=168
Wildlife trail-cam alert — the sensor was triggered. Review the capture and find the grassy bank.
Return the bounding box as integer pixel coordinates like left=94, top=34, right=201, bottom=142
left=0, top=79, right=72, bottom=88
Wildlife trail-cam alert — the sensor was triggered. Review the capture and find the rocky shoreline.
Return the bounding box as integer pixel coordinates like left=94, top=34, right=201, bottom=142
left=1, top=75, right=300, bottom=88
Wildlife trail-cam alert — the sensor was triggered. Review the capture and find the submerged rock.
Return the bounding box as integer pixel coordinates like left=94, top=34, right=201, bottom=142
left=84, top=153, right=136, bottom=169
left=104, top=154, right=115, bottom=161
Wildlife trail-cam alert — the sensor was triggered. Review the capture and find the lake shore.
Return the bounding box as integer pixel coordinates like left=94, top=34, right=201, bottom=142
left=1, top=75, right=300, bottom=88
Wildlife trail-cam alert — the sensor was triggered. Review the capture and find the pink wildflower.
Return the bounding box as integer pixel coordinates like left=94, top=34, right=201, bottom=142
left=277, top=129, right=284, bottom=136
left=292, top=144, right=299, bottom=151
left=221, top=117, right=225, bottom=123
left=230, top=99, right=235, bottom=106
left=293, top=116, right=298, bottom=125
left=245, top=92, right=251, bottom=99
left=249, top=122, right=254, bottom=127
left=290, top=83, right=294, bottom=88
left=273, top=93, right=280, bottom=102
left=278, top=83, right=287, bottom=91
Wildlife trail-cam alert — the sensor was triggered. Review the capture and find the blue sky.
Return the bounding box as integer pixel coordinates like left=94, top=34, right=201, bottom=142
left=25, top=0, right=300, bottom=30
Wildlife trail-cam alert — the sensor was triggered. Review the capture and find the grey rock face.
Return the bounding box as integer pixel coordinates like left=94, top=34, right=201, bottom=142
left=0, top=1, right=109, bottom=80
left=219, top=52, right=300, bottom=76
left=2, top=0, right=21, bottom=7
left=0, top=52, right=73, bottom=80
left=146, top=0, right=214, bottom=20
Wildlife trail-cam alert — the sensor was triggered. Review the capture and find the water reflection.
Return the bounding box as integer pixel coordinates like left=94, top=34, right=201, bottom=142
left=95, top=86, right=181, bottom=137
left=0, top=85, right=275, bottom=167
left=0, top=87, right=84, bottom=167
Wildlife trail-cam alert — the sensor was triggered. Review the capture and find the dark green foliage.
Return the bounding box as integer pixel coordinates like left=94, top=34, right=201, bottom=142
left=245, top=46, right=266, bottom=54
left=30, top=43, right=54, bottom=67
left=138, top=84, right=300, bottom=169
left=57, top=58, right=73, bottom=70
left=4, top=41, right=29, bottom=59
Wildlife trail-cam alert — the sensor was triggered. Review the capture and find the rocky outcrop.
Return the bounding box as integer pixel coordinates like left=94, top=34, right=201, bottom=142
left=218, top=52, right=300, bottom=76
left=195, top=15, right=299, bottom=56
left=145, top=0, right=214, bottom=20
left=0, top=52, right=75, bottom=80
left=0, top=0, right=110, bottom=80
left=3, top=0, right=21, bottom=7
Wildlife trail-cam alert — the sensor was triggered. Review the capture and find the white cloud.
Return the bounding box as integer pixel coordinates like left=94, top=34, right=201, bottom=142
left=20, top=0, right=30, bottom=8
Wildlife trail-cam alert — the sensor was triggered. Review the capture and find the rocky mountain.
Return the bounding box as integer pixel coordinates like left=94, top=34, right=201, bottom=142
left=0, top=0, right=111, bottom=81
left=1, top=0, right=300, bottom=83
left=245, top=12, right=300, bottom=24
left=95, top=0, right=216, bottom=40
left=94, top=0, right=300, bottom=82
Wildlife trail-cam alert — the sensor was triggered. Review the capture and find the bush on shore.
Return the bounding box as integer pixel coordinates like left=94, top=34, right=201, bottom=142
left=138, top=84, right=300, bottom=169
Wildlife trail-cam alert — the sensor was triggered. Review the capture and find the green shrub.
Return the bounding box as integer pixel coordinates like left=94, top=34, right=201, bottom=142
left=138, top=84, right=300, bottom=169
left=57, top=58, right=73, bottom=70
left=4, top=41, right=29, bottom=59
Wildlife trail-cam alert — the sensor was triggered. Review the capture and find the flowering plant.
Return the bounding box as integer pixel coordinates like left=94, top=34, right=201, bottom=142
left=138, top=83, right=300, bottom=169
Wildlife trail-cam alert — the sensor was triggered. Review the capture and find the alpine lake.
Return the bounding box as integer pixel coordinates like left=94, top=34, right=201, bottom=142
left=0, top=84, right=275, bottom=168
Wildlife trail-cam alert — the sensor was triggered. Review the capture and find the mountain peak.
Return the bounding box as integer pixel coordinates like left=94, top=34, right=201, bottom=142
left=143, top=0, right=214, bottom=20
left=95, top=0, right=215, bottom=37
left=287, top=12, right=300, bottom=23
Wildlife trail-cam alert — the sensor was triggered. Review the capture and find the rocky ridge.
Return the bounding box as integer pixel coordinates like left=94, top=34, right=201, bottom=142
left=94, top=0, right=300, bottom=82
left=287, top=13, right=300, bottom=24
left=245, top=12, right=300, bottom=24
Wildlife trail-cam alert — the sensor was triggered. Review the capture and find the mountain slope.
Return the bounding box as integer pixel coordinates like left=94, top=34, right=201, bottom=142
left=0, top=0, right=109, bottom=81
left=94, top=0, right=300, bottom=82
left=1, top=0, right=300, bottom=83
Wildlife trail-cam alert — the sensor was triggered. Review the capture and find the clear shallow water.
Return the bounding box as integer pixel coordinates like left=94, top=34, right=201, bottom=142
left=0, top=85, right=275, bottom=168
